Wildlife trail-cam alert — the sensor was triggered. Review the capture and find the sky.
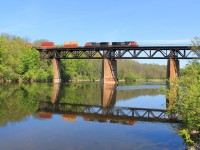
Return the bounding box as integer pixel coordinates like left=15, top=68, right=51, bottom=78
left=0, top=0, right=200, bottom=67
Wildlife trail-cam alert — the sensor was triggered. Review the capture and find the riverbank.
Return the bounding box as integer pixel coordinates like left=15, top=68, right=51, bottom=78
left=0, top=78, right=166, bottom=85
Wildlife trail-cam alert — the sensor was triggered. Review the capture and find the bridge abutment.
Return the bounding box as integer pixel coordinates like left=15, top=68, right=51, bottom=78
left=100, top=59, right=118, bottom=84
left=52, top=58, right=62, bottom=83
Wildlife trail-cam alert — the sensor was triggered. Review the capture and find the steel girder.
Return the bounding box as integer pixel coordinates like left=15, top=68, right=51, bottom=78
left=36, top=46, right=199, bottom=59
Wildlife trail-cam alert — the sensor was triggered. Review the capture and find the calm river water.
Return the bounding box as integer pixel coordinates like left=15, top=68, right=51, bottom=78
left=0, top=82, right=186, bottom=150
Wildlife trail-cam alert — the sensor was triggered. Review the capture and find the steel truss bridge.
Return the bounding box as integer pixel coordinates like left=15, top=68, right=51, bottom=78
left=38, top=101, right=181, bottom=124
left=36, top=46, right=200, bottom=59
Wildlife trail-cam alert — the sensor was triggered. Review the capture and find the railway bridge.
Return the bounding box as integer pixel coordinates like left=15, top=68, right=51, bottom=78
left=36, top=45, right=199, bottom=83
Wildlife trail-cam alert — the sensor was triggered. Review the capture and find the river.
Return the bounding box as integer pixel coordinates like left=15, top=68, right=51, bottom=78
left=0, top=82, right=186, bottom=150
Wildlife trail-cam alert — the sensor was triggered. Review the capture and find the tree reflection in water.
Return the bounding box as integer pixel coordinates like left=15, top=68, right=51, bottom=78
left=0, top=82, right=168, bottom=126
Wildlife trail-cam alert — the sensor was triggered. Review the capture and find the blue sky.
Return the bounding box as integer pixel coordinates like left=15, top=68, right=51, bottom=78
left=0, top=0, right=200, bottom=67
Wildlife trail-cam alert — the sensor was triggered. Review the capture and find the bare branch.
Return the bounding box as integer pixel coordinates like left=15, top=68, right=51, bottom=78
left=191, top=37, right=200, bottom=57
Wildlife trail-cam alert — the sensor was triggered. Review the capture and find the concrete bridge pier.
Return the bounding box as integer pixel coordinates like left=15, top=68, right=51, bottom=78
left=166, top=58, right=180, bottom=81
left=100, top=58, right=118, bottom=85
left=52, top=58, right=62, bottom=83
left=166, top=58, right=180, bottom=106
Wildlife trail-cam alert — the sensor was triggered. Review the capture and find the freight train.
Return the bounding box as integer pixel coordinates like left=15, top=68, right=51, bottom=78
left=39, top=41, right=138, bottom=48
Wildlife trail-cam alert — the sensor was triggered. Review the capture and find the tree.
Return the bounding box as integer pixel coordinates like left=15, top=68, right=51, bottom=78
left=32, top=39, right=48, bottom=47
left=191, top=37, right=200, bottom=57
left=124, top=72, right=137, bottom=82
left=0, top=34, right=53, bottom=83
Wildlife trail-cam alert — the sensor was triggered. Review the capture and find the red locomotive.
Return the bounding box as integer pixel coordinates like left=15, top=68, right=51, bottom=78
left=125, top=41, right=138, bottom=46
left=85, top=42, right=100, bottom=47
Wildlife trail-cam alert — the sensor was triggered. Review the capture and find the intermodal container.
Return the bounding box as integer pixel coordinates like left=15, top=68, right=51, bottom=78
left=41, top=42, right=55, bottom=48
left=64, top=41, right=78, bottom=48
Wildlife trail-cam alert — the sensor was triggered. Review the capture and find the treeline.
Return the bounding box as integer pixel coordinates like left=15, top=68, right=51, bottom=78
left=60, top=59, right=166, bottom=82
left=118, top=60, right=166, bottom=81
left=0, top=34, right=166, bottom=83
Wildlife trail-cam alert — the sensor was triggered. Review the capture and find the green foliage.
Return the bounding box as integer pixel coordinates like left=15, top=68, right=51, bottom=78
left=0, top=84, right=52, bottom=126
left=61, top=59, right=101, bottom=81
left=19, top=47, right=52, bottom=82
left=117, top=60, right=166, bottom=80
left=165, top=36, right=200, bottom=147
left=0, top=34, right=25, bottom=81
left=166, top=60, right=200, bottom=146
left=124, top=73, right=137, bottom=82
left=179, top=129, right=194, bottom=145
left=60, top=59, right=166, bottom=82
left=0, top=34, right=52, bottom=83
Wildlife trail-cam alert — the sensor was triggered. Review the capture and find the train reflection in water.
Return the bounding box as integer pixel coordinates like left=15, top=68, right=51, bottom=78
left=37, top=83, right=180, bottom=125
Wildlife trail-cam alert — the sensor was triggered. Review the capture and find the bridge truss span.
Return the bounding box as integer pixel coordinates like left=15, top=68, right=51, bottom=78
left=37, top=46, right=199, bottom=59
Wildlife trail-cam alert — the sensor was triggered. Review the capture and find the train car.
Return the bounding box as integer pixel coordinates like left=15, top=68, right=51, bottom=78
left=41, top=42, right=54, bottom=48
left=64, top=41, right=78, bottom=48
left=84, top=42, right=100, bottom=47
left=112, top=42, right=126, bottom=46
left=100, top=42, right=110, bottom=47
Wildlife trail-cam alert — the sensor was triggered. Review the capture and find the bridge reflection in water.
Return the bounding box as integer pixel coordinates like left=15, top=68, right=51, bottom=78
left=38, top=84, right=180, bottom=125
